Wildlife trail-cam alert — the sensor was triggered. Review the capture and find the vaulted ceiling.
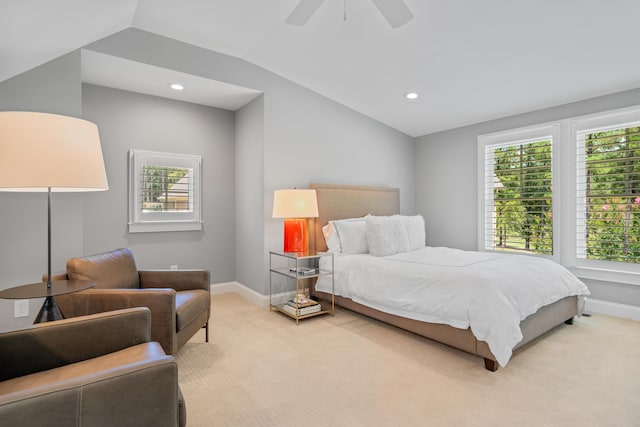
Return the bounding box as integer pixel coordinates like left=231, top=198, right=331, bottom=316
left=2, top=0, right=640, bottom=137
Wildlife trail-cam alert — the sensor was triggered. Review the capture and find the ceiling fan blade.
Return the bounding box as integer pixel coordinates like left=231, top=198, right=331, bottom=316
left=371, top=0, right=413, bottom=28
left=286, top=0, right=326, bottom=26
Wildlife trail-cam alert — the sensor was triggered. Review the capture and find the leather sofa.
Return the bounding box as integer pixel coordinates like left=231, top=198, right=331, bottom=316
left=0, top=307, right=186, bottom=427
left=48, top=248, right=211, bottom=355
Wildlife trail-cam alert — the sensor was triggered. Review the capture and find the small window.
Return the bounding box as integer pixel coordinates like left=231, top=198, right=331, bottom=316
left=129, top=149, right=202, bottom=233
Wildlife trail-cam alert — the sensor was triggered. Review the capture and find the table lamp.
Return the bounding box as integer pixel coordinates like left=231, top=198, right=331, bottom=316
left=0, top=111, right=109, bottom=322
left=272, top=189, right=319, bottom=253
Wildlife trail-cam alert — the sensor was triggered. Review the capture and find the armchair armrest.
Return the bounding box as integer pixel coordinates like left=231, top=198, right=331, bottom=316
left=139, top=269, right=210, bottom=292
left=56, top=288, right=178, bottom=355
left=0, top=307, right=151, bottom=381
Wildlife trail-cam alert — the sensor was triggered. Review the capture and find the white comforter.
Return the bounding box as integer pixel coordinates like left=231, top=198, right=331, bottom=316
left=315, top=247, right=590, bottom=367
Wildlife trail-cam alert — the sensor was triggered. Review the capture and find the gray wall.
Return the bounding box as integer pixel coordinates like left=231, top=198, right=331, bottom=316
left=235, top=96, right=265, bottom=291
left=0, top=52, right=85, bottom=331
left=260, top=64, right=416, bottom=294
left=81, top=84, right=236, bottom=280
left=415, top=87, right=640, bottom=307
left=86, top=28, right=416, bottom=294
left=0, top=50, right=82, bottom=117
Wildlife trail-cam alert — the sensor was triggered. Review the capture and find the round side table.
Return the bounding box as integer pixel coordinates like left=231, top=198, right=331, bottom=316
left=0, top=280, right=95, bottom=323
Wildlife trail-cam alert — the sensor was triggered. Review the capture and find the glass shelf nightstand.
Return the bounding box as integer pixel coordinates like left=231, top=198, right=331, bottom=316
left=269, top=251, right=334, bottom=324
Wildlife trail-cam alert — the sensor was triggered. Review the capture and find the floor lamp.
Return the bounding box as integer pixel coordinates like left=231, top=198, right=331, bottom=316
left=0, top=111, right=109, bottom=323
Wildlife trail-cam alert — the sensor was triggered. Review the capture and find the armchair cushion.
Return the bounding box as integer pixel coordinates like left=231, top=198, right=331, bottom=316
left=0, top=342, right=172, bottom=404
left=67, top=248, right=139, bottom=289
left=175, top=290, right=210, bottom=331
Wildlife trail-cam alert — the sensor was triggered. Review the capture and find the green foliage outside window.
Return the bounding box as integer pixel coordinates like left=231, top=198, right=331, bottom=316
left=493, top=140, right=553, bottom=255
left=582, top=126, right=640, bottom=263
left=141, top=165, right=190, bottom=212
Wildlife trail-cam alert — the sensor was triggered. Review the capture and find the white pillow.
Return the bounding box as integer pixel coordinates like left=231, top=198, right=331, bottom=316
left=365, top=215, right=410, bottom=257
left=322, top=222, right=341, bottom=252
left=332, top=217, right=369, bottom=254
left=397, top=215, right=426, bottom=250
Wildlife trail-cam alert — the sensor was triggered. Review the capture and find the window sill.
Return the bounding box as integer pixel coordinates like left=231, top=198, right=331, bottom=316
left=567, top=266, right=640, bottom=287
left=128, top=221, right=203, bottom=233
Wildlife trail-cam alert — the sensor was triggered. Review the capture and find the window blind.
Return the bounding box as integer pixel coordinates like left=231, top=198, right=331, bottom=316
left=483, top=138, right=553, bottom=255
left=576, top=125, right=640, bottom=263
left=140, top=165, right=193, bottom=213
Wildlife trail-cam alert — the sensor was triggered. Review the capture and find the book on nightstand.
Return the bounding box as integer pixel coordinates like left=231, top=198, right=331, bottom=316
left=282, top=301, right=322, bottom=316
left=289, top=266, right=317, bottom=276
left=286, top=299, right=318, bottom=308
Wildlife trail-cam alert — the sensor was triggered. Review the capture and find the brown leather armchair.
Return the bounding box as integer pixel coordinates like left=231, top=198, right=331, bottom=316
left=47, top=248, right=211, bottom=355
left=0, top=308, right=186, bottom=427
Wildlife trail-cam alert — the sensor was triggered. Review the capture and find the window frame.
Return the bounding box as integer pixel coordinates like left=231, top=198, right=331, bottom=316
left=128, top=149, right=203, bottom=233
left=567, top=106, right=640, bottom=284
left=477, top=123, right=561, bottom=262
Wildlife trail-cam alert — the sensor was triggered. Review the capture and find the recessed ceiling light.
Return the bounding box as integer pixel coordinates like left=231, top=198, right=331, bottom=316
left=169, top=83, right=184, bottom=91
left=404, top=92, right=418, bottom=100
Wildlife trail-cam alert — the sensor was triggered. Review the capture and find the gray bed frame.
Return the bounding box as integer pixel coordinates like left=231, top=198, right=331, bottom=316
left=308, top=183, right=578, bottom=371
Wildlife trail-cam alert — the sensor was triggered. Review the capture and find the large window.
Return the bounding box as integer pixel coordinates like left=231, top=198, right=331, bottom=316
left=478, top=124, right=558, bottom=257
left=574, top=116, right=640, bottom=265
left=479, top=107, right=640, bottom=284
left=129, top=150, right=202, bottom=233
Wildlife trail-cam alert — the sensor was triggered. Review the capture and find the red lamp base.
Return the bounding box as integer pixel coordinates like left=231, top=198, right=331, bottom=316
left=283, top=218, right=308, bottom=252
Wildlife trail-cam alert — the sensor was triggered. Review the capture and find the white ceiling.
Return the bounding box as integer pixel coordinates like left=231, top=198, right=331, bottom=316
left=2, top=0, right=640, bottom=137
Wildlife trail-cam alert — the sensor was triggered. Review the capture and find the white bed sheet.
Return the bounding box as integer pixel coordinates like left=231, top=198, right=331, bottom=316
left=316, top=246, right=590, bottom=367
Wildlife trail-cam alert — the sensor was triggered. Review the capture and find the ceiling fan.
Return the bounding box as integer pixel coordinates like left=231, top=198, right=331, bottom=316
left=286, top=0, right=414, bottom=29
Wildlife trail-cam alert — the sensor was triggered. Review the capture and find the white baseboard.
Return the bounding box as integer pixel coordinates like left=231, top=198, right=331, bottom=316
left=209, top=281, right=239, bottom=295
left=584, top=298, right=640, bottom=321
left=211, top=284, right=640, bottom=322
left=210, top=282, right=295, bottom=309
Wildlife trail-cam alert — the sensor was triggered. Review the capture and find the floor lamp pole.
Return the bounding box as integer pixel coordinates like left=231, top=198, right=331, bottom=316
left=47, top=186, right=52, bottom=289
left=35, top=187, right=63, bottom=323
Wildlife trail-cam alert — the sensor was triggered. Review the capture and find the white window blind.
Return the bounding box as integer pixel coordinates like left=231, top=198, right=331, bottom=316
left=140, top=165, right=193, bottom=213
left=482, top=137, right=553, bottom=255
left=576, top=125, right=640, bottom=264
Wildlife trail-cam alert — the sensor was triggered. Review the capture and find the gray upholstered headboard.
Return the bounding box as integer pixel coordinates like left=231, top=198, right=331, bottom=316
left=310, top=183, right=400, bottom=252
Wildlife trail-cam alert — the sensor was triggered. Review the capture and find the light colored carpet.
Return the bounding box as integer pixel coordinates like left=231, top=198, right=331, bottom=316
left=177, top=293, right=640, bottom=427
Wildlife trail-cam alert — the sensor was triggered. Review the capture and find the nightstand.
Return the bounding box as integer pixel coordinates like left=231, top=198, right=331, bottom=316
left=269, top=251, right=334, bottom=324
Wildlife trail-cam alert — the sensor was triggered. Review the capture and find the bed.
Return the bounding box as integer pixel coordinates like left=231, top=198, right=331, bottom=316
left=308, top=183, right=590, bottom=371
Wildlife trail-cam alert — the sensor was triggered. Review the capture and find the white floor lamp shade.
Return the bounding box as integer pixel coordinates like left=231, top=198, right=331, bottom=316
left=0, top=112, right=108, bottom=191
left=0, top=111, right=109, bottom=322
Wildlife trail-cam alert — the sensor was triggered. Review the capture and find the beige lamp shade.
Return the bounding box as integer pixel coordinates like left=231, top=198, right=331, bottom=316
left=272, top=189, right=319, bottom=218
left=0, top=111, right=108, bottom=192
